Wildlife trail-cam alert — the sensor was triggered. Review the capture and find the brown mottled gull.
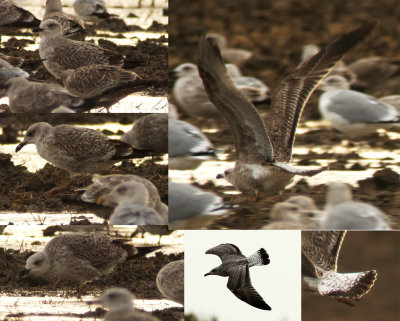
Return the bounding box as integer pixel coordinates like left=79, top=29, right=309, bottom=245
left=156, top=259, right=184, bottom=304
left=5, top=77, right=84, bottom=113
left=122, top=114, right=168, bottom=154
left=15, top=122, right=152, bottom=175
left=44, top=0, right=86, bottom=41
left=87, top=288, right=161, bottom=321
left=33, top=19, right=124, bottom=79
left=198, top=22, right=377, bottom=199
left=302, top=231, right=377, bottom=306
left=0, top=53, right=23, bottom=67
left=73, top=0, right=112, bottom=21
left=97, top=181, right=167, bottom=225
left=61, top=64, right=138, bottom=98
left=0, top=0, right=40, bottom=27
left=81, top=174, right=167, bottom=221
left=22, top=233, right=159, bottom=283
left=205, top=243, right=271, bottom=310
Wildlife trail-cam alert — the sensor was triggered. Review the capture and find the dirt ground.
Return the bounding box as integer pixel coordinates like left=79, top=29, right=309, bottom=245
left=168, top=0, right=400, bottom=229
left=0, top=234, right=183, bottom=321
left=0, top=13, right=168, bottom=112
left=303, top=231, right=400, bottom=321
left=0, top=114, right=168, bottom=221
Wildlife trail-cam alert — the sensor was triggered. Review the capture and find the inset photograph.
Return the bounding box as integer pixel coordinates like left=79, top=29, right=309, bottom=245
left=184, top=230, right=301, bottom=321
left=0, top=225, right=183, bottom=320
left=0, top=0, right=167, bottom=113
left=0, top=114, right=168, bottom=225
left=302, top=231, right=400, bottom=320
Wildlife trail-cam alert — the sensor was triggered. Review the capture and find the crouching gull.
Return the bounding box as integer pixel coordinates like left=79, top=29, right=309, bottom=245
left=302, top=231, right=377, bottom=306
left=198, top=21, right=377, bottom=199
left=205, top=243, right=271, bottom=310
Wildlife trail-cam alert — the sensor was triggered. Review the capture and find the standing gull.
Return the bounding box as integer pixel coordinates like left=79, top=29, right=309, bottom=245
left=168, top=182, right=225, bottom=229
left=97, top=181, right=167, bottom=225
left=205, top=243, right=271, bottom=310
left=169, top=119, right=217, bottom=170
left=61, top=64, right=138, bottom=99
left=156, top=259, right=184, bottom=304
left=15, top=123, right=152, bottom=193
left=122, top=114, right=168, bottom=154
left=5, top=77, right=84, bottom=112
left=44, top=0, right=86, bottom=41
left=22, top=233, right=159, bottom=284
left=33, top=19, right=124, bottom=79
left=318, top=75, right=400, bottom=136
left=81, top=174, right=166, bottom=221
left=87, top=288, right=161, bottom=321
left=198, top=22, right=377, bottom=199
left=302, top=231, right=377, bottom=306
left=74, top=0, right=112, bottom=21
left=321, top=182, right=391, bottom=230
left=0, top=0, right=40, bottom=27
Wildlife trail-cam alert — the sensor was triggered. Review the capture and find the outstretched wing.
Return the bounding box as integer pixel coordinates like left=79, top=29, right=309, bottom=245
left=197, top=37, right=273, bottom=163
left=227, top=265, right=271, bottom=310
left=205, top=243, right=243, bottom=262
left=302, top=231, right=346, bottom=272
left=268, top=21, right=378, bottom=162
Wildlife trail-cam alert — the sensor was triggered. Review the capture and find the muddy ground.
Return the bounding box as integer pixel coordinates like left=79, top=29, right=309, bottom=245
left=0, top=238, right=183, bottom=321
left=0, top=12, right=168, bottom=112
left=0, top=114, right=168, bottom=222
left=169, top=0, right=400, bottom=229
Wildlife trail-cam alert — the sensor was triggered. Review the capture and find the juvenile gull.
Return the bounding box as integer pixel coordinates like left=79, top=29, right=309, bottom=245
left=74, top=0, right=112, bottom=21
left=22, top=233, right=159, bottom=283
left=169, top=119, right=216, bottom=170
left=87, top=288, right=161, bottom=321
left=33, top=19, right=124, bottom=79
left=5, top=77, right=84, bottom=112
left=198, top=22, right=377, bottom=199
left=97, top=181, right=166, bottom=225
left=122, top=114, right=168, bottom=154
left=44, top=0, right=86, bottom=41
left=318, top=75, right=400, bottom=136
left=81, top=174, right=166, bottom=220
left=0, top=0, right=40, bottom=27
left=15, top=122, right=152, bottom=175
left=261, top=202, right=321, bottom=230
left=321, top=182, right=391, bottom=230
left=156, top=259, right=184, bottom=304
left=302, top=231, right=377, bottom=306
left=61, top=64, right=138, bottom=99
left=172, top=63, right=268, bottom=118
left=169, top=182, right=225, bottom=229
left=205, top=243, right=271, bottom=310
left=206, top=33, right=253, bottom=65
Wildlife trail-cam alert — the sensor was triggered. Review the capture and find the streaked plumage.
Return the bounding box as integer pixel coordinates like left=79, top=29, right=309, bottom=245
left=0, top=0, right=40, bottom=27
left=198, top=22, right=377, bottom=198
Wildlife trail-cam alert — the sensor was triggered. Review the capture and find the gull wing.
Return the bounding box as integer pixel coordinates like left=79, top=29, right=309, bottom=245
left=268, top=21, right=377, bottom=162
left=227, top=265, right=271, bottom=310
left=205, top=243, right=243, bottom=262
left=197, top=37, right=273, bottom=163
left=302, top=231, right=346, bottom=272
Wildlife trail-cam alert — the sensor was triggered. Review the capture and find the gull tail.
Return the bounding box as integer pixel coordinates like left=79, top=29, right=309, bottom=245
left=247, top=248, right=270, bottom=267
left=319, top=270, right=377, bottom=302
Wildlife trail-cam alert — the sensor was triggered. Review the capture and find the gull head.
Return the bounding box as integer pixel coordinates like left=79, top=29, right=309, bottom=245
left=16, top=122, right=52, bottom=152
left=24, top=252, right=50, bottom=277
left=97, top=181, right=149, bottom=207
left=173, top=63, right=198, bottom=78
left=318, top=75, right=350, bottom=92
left=32, top=19, right=63, bottom=36
left=87, top=288, right=134, bottom=311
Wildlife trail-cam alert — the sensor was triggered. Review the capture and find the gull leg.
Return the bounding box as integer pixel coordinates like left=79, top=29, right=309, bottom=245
left=45, top=179, right=72, bottom=195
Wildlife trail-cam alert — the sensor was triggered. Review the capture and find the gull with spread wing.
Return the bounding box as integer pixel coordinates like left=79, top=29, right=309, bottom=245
left=197, top=22, right=377, bottom=199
